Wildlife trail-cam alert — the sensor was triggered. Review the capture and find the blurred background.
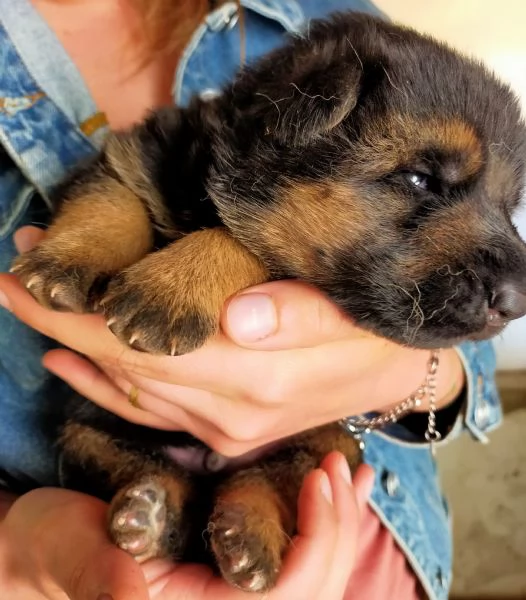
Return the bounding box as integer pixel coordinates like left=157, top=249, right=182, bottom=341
left=375, top=2, right=526, bottom=597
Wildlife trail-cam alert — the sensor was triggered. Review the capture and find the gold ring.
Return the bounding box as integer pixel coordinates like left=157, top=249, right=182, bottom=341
left=128, top=385, right=142, bottom=409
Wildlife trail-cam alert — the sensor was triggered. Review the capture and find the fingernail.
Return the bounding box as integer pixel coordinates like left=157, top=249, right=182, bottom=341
left=319, top=472, right=333, bottom=505
left=338, top=455, right=352, bottom=485
left=227, top=293, right=277, bottom=342
left=0, top=289, right=11, bottom=312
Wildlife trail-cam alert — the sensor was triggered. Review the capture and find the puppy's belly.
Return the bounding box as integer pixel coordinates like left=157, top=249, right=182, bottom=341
left=163, top=439, right=286, bottom=475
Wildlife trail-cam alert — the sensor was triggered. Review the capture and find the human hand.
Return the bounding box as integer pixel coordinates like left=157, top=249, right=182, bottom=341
left=0, top=227, right=463, bottom=456
left=0, top=456, right=373, bottom=600
left=0, top=487, right=149, bottom=600
left=128, top=455, right=374, bottom=600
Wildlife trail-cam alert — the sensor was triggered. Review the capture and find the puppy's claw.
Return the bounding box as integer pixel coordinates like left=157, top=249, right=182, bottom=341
left=26, top=275, right=41, bottom=290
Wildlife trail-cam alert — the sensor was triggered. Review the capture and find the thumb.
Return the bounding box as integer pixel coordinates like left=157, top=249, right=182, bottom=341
left=222, top=280, right=364, bottom=350
left=7, top=489, right=149, bottom=600
left=13, top=225, right=46, bottom=253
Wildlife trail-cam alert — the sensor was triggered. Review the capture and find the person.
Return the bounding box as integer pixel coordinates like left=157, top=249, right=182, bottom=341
left=0, top=1, right=502, bottom=598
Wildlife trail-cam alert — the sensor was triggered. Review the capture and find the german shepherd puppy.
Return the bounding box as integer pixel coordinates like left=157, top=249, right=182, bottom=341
left=12, top=12, right=526, bottom=592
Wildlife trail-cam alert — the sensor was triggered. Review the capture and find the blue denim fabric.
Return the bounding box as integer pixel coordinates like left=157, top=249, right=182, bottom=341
left=0, top=1, right=502, bottom=598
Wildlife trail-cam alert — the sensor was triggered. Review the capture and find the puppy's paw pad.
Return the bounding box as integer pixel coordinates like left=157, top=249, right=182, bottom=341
left=101, top=272, right=217, bottom=355
left=11, top=250, right=101, bottom=312
left=210, top=504, right=282, bottom=592
left=109, top=480, right=167, bottom=562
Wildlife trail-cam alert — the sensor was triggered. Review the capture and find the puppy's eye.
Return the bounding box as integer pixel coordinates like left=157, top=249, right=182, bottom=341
left=406, top=172, right=430, bottom=190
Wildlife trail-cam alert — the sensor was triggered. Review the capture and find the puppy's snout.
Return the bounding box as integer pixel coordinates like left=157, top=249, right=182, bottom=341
left=488, top=283, right=526, bottom=325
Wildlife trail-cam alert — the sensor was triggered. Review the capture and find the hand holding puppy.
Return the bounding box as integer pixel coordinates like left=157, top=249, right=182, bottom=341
left=0, top=227, right=465, bottom=458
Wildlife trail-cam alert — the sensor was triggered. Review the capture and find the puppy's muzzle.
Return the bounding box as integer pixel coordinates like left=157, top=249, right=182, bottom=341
left=487, top=282, right=526, bottom=327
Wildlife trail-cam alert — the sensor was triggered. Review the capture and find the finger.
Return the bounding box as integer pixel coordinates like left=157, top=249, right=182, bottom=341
left=144, top=562, right=212, bottom=599
left=276, top=468, right=338, bottom=594
left=8, top=489, right=149, bottom=600
left=14, top=226, right=46, bottom=253
left=351, top=463, right=376, bottom=514
left=222, top=280, right=365, bottom=350
left=321, top=455, right=375, bottom=520
left=0, top=273, right=245, bottom=393
left=102, top=369, right=268, bottom=457
left=277, top=459, right=374, bottom=598
left=317, top=456, right=375, bottom=599
left=0, top=274, right=136, bottom=359
left=44, top=350, right=249, bottom=455
left=0, top=273, right=354, bottom=409
left=43, top=350, right=173, bottom=430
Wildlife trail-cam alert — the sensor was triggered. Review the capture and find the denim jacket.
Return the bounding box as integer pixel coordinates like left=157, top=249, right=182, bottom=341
left=0, top=1, right=502, bottom=598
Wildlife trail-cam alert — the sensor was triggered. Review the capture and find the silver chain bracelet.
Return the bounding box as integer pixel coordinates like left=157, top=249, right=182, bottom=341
left=339, top=350, right=442, bottom=455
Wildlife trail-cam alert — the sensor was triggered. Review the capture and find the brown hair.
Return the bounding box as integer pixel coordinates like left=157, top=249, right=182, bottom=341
left=132, top=0, right=242, bottom=58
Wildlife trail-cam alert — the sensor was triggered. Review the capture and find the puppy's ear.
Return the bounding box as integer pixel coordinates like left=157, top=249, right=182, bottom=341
left=239, top=18, right=366, bottom=146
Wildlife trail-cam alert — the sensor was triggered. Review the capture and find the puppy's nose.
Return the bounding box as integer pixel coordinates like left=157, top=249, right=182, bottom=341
left=488, top=283, right=526, bottom=324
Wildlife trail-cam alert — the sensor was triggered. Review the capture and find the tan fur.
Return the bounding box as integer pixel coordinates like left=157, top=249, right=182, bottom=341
left=101, top=227, right=269, bottom=354
left=294, top=423, right=363, bottom=472
left=212, top=479, right=290, bottom=565
left=106, top=134, right=178, bottom=237
left=358, top=115, right=484, bottom=178
left=257, top=181, right=368, bottom=277
left=49, top=181, right=153, bottom=271
left=210, top=471, right=293, bottom=591
left=60, top=423, right=188, bottom=506
left=485, top=153, right=520, bottom=201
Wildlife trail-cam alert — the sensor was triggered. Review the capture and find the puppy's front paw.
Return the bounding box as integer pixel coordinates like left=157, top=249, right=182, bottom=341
left=109, top=478, right=169, bottom=562
left=100, top=257, right=218, bottom=356
left=10, top=247, right=103, bottom=312
left=101, top=228, right=268, bottom=355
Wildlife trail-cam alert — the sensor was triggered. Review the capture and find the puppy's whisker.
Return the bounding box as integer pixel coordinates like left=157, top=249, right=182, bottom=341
left=426, top=285, right=461, bottom=321
left=436, top=265, right=480, bottom=281
left=345, top=36, right=364, bottom=72
left=389, top=282, right=425, bottom=342
left=254, top=92, right=293, bottom=131
left=289, top=82, right=338, bottom=102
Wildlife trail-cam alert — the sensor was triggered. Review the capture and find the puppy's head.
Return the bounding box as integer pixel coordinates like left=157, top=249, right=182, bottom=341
left=210, top=12, right=526, bottom=348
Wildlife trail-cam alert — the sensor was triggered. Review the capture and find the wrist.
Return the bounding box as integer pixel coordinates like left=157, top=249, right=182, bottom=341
left=369, top=346, right=465, bottom=415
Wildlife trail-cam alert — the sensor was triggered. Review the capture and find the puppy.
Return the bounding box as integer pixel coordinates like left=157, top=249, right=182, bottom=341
left=12, top=11, right=526, bottom=593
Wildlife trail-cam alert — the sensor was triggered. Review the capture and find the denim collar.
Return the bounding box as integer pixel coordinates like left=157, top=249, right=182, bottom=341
left=0, top=0, right=304, bottom=198
left=0, top=0, right=107, bottom=149
left=241, top=0, right=304, bottom=31
left=0, top=0, right=304, bottom=133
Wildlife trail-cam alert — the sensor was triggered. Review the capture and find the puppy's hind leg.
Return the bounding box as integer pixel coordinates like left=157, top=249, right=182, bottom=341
left=209, top=423, right=362, bottom=592
left=59, top=421, right=194, bottom=563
